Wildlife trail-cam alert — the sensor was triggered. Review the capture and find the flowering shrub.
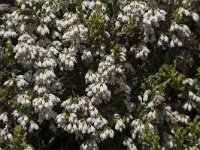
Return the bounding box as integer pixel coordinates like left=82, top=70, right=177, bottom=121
left=0, top=0, right=200, bottom=149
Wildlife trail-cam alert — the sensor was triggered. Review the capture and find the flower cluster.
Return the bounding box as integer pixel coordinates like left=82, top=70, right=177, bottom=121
left=0, top=0, right=200, bottom=149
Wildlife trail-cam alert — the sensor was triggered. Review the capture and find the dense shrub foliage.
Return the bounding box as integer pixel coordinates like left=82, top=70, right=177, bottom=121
left=0, top=0, right=200, bottom=149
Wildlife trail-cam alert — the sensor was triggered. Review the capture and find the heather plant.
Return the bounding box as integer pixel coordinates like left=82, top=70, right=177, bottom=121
left=0, top=0, right=200, bottom=149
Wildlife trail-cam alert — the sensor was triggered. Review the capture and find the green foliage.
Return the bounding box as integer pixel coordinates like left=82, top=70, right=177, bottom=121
left=0, top=0, right=200, bottom=149
left=9, top=125, right=27, bottom=150
left=0, top=88, right=8, bottom=103
left=10, top=126, right=26, bottom=149
left=0, top=125, right=28, bottom=150
left=142, top=124, right=161, bottom=150
left=86, top=8, right=108, bottom=51
left=169, top=116, right=200, bottom=149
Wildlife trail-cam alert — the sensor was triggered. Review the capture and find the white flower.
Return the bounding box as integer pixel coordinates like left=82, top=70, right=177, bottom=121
left=182, top=78, right=194, bottom=86
left=37, top=25, right=49, bottom=36
left=192, top=13, right=199, bottom=22
left=143, top=90, right=151, bottom=101
left=188, top=104, right=192, bottom=111
left=29, top=121, right=39, bottom=132
left=4, top=79, right=14, bottom=87
left=183, top=102, right=189, bottom=110
left=21, top=4, right=26, bottom=10
left=24, top=145, right=35, bottom=150
left=7, top=133, right=12, bottom=140
left=12, top=110, right=20, bottom=118
left=115, top=119, right=125, bottom=132
left=0, top=113, right=8, bottom=123
left=135, top=46, right=150, bottom=59
left=169, top=141, right=173, bottom=148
